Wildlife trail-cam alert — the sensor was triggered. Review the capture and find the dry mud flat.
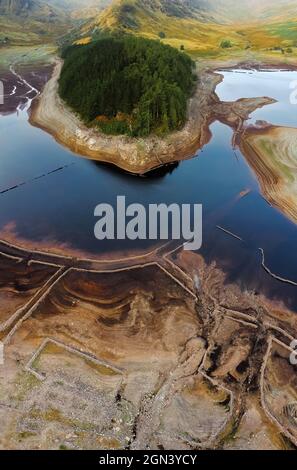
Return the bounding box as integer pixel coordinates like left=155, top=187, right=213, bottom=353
left=30, top=60, right=275, bottom=174
left=0, top=254, right=56, bottom=327
left=0, top=247, right=296, bottom=450
left=240, top=125, right=297, bottom=225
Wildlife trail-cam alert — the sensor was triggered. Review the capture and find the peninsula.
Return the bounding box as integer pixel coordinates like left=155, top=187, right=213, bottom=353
left=30, top=51, right=275, bottom=174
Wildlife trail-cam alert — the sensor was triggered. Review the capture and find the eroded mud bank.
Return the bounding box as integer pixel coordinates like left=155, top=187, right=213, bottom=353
left=240, top=125, right=297, bottom=225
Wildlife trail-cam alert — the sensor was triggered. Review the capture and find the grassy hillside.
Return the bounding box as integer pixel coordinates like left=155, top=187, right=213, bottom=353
left=0, top=0, right=70, bottom=45
left=80, top=0, right=247, bottom=56
left=77, top=0, right=297, bottom=60
left=48, top=0, right=113, bottom=19
left=1, top=0, right=297, bottom=59
left=206, top=0, right=296, bottom=22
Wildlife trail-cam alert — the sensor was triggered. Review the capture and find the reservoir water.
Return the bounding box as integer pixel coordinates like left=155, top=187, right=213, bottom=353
left=1, top=68, right=297, bottom=309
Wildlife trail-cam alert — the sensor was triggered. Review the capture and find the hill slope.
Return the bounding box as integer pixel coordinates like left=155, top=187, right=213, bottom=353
left=47, top=0, right=113, bottom=19
left=0, top=0, right=71, bottom=44
left=88, top=0, right=225, bottom=31
left=0, top=0, right=59, bottom=18
left=2, top=0, right=297, bottom=56
left=80, top=0, right=246, bottom=56
left=206, top=0, right=296, bottom=22
left=78, top=0, right=297, bottom=58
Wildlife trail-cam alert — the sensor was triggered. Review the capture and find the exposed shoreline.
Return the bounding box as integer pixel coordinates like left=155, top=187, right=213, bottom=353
left=240, top=125, right=297, bottom=225
left=1, top=237, right=296, bottom=449
left=29, top=59, right=275, bottom=175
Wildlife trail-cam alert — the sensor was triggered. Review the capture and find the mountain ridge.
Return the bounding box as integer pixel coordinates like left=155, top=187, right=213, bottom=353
left=2, top=0, right=297, bottom=55
left=88, top=0, right=297, bottom=32
left=0, top=0, right=70, bottom=45
left=0, top=0, right=60, bottom=18
left=76, top=0, right=297, bottom=58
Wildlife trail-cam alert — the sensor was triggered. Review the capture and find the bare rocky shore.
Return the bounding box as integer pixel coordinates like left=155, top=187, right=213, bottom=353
left=29, top=59, right=275, bottom=174
left=0, top=239, right=296, bottom=450
left=240, top=125, right=297, bottom=225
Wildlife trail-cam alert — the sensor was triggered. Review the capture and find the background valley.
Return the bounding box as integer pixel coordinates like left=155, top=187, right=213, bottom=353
left=1, top=0, right=297, bottom=60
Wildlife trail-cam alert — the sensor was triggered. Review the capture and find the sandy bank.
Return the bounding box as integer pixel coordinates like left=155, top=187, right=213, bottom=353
left=29, top=59, right=275, bottom=174
left=240, top=125, right=297, bottom=225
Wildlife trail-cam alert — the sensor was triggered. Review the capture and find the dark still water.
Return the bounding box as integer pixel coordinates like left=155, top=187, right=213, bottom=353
left=1, top=69, right=297, bottom=309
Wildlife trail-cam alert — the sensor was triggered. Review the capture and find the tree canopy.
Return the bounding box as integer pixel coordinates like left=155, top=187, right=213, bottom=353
left=59, top=36, right=196, bottom=137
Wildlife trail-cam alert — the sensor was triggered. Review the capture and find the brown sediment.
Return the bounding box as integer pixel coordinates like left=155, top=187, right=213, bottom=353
left=0, top=242, right=296, bottom=450
left=0, top=253, right=57, bottom=326
left=240, top=125, right=297, bottom=225
left=29, top=59, right=275, bottom=175
left=0, top=221, right=171, bottom=263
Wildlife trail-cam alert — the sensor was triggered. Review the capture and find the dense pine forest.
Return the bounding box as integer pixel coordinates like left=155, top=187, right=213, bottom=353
left=59, top=36, right=196, bottom=137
